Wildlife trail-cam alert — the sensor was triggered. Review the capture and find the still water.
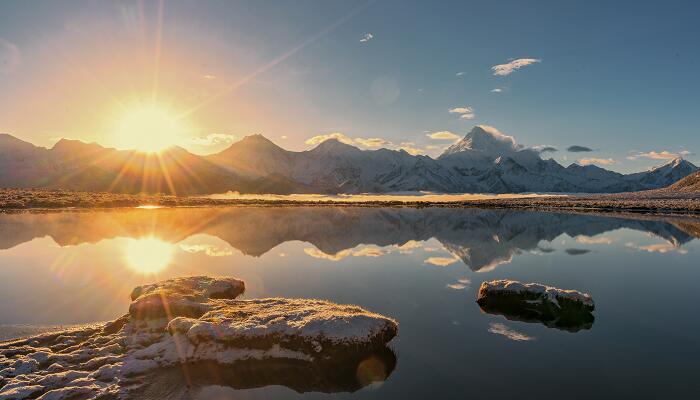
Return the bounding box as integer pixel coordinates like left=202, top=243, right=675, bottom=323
left=1, top=207, right=699, bottom=398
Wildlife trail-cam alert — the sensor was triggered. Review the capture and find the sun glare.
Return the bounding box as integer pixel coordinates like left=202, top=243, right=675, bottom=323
left=123, top=237, right=175, bottom=274
left=113, top=102, right=187, bottom=152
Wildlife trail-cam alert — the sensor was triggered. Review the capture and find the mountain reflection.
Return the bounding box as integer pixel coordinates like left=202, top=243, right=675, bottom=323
left=0, top=207, right=697, bottom=271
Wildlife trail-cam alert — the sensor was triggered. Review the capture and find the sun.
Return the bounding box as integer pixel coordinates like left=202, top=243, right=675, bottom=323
left=123, top=237, right=175, bottom=274
left=112, top=102, right=188, bottom=152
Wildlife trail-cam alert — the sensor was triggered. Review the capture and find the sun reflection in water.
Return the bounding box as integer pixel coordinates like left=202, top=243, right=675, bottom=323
left=123, top=237, right=175, bottom=274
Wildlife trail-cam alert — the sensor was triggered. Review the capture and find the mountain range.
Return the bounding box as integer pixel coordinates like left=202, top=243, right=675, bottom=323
left=0, top=126, right=697, bottom=195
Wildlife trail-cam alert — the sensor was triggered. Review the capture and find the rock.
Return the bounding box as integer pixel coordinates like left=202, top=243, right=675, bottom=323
left=0, top=276, right=398, bottom=398
left=128, top=276, right=245, bottom=320
left=168, top=297, right=399, bottom=355
left=476, top=279, right=595, bottom=332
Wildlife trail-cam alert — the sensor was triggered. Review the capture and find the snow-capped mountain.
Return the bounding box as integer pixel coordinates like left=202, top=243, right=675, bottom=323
left=0, top=127, right=696, bottom=194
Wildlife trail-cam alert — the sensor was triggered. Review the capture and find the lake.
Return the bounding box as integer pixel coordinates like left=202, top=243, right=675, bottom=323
left=1, top=206, right=699, bottom=398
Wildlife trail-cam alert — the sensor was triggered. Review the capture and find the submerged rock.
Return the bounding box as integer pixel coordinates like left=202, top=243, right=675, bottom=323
left=0, top=276, right=398, bottom=399
left=476, top=279, right=595, bottom=332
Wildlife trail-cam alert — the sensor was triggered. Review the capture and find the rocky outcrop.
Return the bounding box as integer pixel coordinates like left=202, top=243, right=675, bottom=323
left=0, top=276, right=398, bottom=399
left=477, top=280, right=595, bottom=332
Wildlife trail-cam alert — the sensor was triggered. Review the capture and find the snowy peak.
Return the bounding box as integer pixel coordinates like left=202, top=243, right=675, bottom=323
left=651, top=157, right=695, bottom=172
left=441, top=125, right=521, bottom=157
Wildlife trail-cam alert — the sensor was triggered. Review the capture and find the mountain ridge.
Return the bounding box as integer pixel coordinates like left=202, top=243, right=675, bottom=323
left=0, top=127, right=696, bottom=195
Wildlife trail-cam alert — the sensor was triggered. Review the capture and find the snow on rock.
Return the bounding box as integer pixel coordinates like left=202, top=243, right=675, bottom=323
left=168, top=298, right=398, bottom=353
left=477, top=279, right=595, bottom=332
left=0, top=276, right=398, bottom=398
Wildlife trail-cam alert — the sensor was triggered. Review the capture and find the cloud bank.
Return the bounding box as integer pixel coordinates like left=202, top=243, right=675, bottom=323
left=578, top=158, right=617, bottom=166
left=627, top=150, right=691, bottom=160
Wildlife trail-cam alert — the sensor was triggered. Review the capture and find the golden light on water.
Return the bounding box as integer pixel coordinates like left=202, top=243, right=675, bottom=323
left=112, top=101, right=188, bottom=152
left=123, top=237, right=175, bottom=274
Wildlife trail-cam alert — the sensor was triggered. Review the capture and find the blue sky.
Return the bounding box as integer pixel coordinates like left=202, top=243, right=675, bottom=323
left=0, top=0, right=698, bottom=172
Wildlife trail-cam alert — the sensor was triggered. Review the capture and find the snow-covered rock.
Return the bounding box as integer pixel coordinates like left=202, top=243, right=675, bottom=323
left=0, top=276, right=398, bottom=398
left=477, top=279, right=595, bottom=332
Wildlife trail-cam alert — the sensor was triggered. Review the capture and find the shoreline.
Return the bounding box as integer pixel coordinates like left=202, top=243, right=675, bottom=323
left=1, top=188, right=699, bottom=216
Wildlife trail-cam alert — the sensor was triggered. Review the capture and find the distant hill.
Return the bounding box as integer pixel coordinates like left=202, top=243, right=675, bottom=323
left=667, top=171, right=700, bottom=192
left=0, top=127, right=697, bottom=195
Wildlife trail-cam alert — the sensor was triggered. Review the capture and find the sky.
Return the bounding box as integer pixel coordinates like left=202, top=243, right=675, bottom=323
left=0, top=0, right=698, bottom=172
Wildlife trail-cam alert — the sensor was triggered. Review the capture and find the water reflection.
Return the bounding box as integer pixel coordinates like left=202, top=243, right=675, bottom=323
left=0, top=207, right=697, bottom=272
left=131, top=348, right=397, bottom=398
left=1, top=207, right=699, bottom=397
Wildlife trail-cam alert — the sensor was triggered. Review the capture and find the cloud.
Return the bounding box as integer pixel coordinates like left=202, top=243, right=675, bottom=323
left=491, top=87, right=504, bottom=93
left=424, top=256, right=459, bottom=267
left=578, top=158, right=617, bottom=166
left=399, top=144, right=424, bottom=155
left=627, top=150, right=691, bottom=160
left=446, top=278, right=471, bottom=290
left=567, top=145, right=594, bottom=152
left=456, top=71, right=466, bottom=77
left=491, top=58, right=541, bottom=76
left=576, top=235, right=614, bottom=245
left=190, top=134, right=237, bottom=147
left=179, top=244, right=233, bottom=257
left=474, top=125, right=519, bottom=151
left=354, top=137, right=391, bottom=148
left=426, top=131, right=461, bottom=141
left=360, top=33, right=374, bottom=43
left=488, top=323, right=534, bottom=341
left=306, top=132, right=389, bottom=149
left=449, top=106, right=475, bottom=120
left=304, top=247, right=352, bottom=261
left=625, top=242, right=688, bottom=254
left=202, top=74, right=216, bottom=80
left=531, top=145, right=558, bottom=154
left=565, top=248, right=591, bottom=255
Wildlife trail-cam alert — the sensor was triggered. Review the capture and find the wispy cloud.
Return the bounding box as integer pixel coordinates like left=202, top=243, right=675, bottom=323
left=532, top=145, right=558, bottom=154
left=456, top=71, right=466, bottom=77
left=360, top=33, right=374, bottom=43
left=449, top=106, right=475, bottom=120
left=399, top=142, right=425, bottom=155
left=625, top=242, right=688, bottom=254
left=190, top=133, right=237, bottom=147
left=426, top=131, right=461, bottom=141
left=491, top=58, right=541, bottom=76
left=567, top=145, right=594, bottom=152
left=578, top=158, right=617, bottom=166
left=488, top=323, right=534, bottom=341
left=576, top=235, right=614, bottom=245
left=424, top=256, right=459, bottom=267
left=305, top=132, right=391, bottom=149
left=354, top=137, right=391, bottom=148
left=627, top=150, right=691, bottom=160
left=446, top=278, right=471, bottom=290
left=490, top=87, right=504, bottom=93
left=179, top=243, right=233, bottom=257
